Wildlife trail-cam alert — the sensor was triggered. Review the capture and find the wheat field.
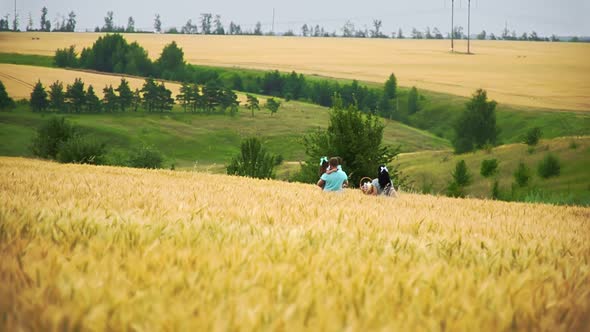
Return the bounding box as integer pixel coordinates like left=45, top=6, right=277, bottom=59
left=0, top=63, right=257, bottom=103
left=1, top=32, right=589, bottom=111
left=1, top=157, right=589, bottom=331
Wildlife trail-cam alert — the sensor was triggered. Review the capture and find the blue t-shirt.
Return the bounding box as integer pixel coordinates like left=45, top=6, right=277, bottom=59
left=321, top=170, right=348, bottom=192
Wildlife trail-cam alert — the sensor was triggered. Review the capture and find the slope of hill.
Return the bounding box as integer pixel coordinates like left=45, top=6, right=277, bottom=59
left=1, top=157, right=588, bottom=331
left=397, top=136, right=590, bottom=204
left=0, top=103, right=450, bottom=172
left=1, top=32, right=589, bottom=110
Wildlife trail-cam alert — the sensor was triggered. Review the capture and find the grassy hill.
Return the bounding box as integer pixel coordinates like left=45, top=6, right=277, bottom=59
left=397, top=136, right=590, bottom=205
left=0, top=103, right=450, bottom=174
left=1, top=157, right=588, bottom=331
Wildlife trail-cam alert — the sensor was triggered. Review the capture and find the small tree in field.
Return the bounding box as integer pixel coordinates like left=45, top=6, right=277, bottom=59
left=453, top=89, right=499, bottom=153
left=0, top=80, right=14, bottom=111
left=227, top=137, right=276, bottom=179
left=447, top=160, right=472, bottom=197
left=514, top=162, right=531, bottom=187
left=31, top=117, right=76, bottom=159
left=523, top=127, right=542, bottom=146
left=265, top=98, right=281, bottom=116
left=116, top=78, right=133, bottom=111
left=537, top=154, right=561, bottom=179
left=246, top=94, right=260, bottom=117
left=30, top=80, right=49, bottom=112
left=480, top=159, right=499, bottom=178
left=49, top=81, right=66, bottom=112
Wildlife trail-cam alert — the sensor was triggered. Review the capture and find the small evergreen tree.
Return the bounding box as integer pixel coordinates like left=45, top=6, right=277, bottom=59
left=176, top=82, right=192, bottom=112
left=246, top=94, right=260, bottom=117
left=537, top=154, right=561, bottom=179
left=514, top=162, right=531, bottom=187
left=49, top=81, right=66, bottom=112
left=0, top=80, right=14, bottom=110
left=452, top=160, right=472, bottom=187
left=65, top=78, right=86, bottom=113
left=407, top=86, right=419, bottom=114
left=227, top=137, right=276, bottom=179
left=85, top=85, right=101, bottom=112
left=102, top=85, right=118, bottom=112
left=383, top=73, right=397, bottom=99
left=30, top=80, right=49, bottom=112
left=480, top=159, right=499, bottom=178
left=523, top=127, right=542, bottom=146
left=453, top=89, right=499, bottom=153
left=115, top=78, right=133, bottom=111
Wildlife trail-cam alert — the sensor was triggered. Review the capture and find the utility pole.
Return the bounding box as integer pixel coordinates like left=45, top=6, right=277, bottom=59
left=467, top=0, right=471, bottom=53
left=452, top=0, right=456, bottom=51
left=272, top=8, right=275, bottom=35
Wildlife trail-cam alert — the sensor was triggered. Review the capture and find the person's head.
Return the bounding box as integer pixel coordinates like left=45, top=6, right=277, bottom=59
left=329, top=157, right=339, bottom=169
left=318, top=156, right=329, bottom=176
left=378, top=165, right=391, bottom=188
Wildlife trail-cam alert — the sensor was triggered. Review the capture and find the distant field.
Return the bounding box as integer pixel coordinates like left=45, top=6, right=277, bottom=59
left=1, top=157, right=589, bottom=331
left=1, top=32, right=589, bottom=110
left=397, top=136, right=590, bottom=202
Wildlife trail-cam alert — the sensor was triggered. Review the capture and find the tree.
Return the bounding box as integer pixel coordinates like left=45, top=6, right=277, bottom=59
left=26, top=12, right=33, bottom=31
left=214, top=15, right=224, bottom=35
left=342, top=21, right=355, bottom=37
left=155, top=83, right=174, bottom=112
left=85, top=85, right=101, bottom=112
left=514, top=162, right=531, bottom=187
left=65, top=11, right=76, bottom=32
left=523, top=127, right=542, bottom=146
left=246, top=94, right=260, bottom=117
left=447, top=160, right=472, bottom=197
left=31, top=117, right=76, bottom=159
left=126, top=17, right=135, bottom=33
left=384, top=73, right=397, bottom=100
left=477, top=30, right=487, bottom=40
left=229, top=22, right=241, bottom=35
left=424, top=27, right=433, bottom=39
left=156, top=41, right=185, bottom=80
left=538, top=154, right=561, bottom=179
left=407, top=86, right=419, bottom=114
left=176, top=82, right=192, bottom=112
left=227, top=137, right=276, bottom=179
left=0, top=15, right=9, bottom=31
left=154, top=14, right=162, bottom=33
left=40, top=7, right=51, bottom=31
left=131, top=88, right=141, bottom=112
left=453, top=89, right=499, bottom=153
left=202, top=81, right=220, bottom=113
left=12, top=12, right=19, bottom=31
left=181, top=19, right=198, bottom=34
left=102, top=85, right=118, bottom=112
left=103, top=11, right=114, bottom=32
left=301, top=24, right=309, bottom=37
left=200, top=13, right=212, bottom=34
left=265, top=98, right=281, bottom=116
left=411, top=28, right=423, bottom=39
left=115, top=78, right=133, bottom=111
left=54, top=45, right=78, bottom=68
left=480, top=159, right=499, bottom=178
left=0, top=80, right=15, bottom=110
left=141, top=78, right=158, bottom=112
left=371, top=20, right=383, bottom=38
left=49, top=81, right=66, bottom=111
left=219, top=87, right=239, bottom=115
left=254, top=21, right=262, bottom=35
left=433, top=27, right=443, bottom=39
left=30, top=81, right=49, bottom=112
left=298, top=94, right=399, bottom=187
left=65, top=78, right=86, bottom=113
left=397, top=28, right=404, bottom=39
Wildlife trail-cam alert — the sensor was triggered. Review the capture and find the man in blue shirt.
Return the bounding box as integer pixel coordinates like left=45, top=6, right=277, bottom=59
left=317, top=157, right=349, bottom=192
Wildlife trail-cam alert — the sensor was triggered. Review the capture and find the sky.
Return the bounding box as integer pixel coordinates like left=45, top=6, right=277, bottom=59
left=1, top=0, right=589, bottom=36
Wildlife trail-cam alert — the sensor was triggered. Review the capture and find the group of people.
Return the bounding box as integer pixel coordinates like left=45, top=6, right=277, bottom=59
left=316, top=156, right=397, bottom=197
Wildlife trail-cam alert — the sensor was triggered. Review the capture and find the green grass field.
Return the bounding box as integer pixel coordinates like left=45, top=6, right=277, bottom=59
left=397, top=136, right=590, bottom=205
left=0, top=103, right=449, bottom=173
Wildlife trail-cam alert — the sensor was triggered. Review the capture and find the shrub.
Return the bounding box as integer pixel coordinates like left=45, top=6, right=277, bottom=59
left=54, top=45, right=79, bottom=68
left=537, top=154, right=561, bottom=179
left=56, top=135, right=106, bottom=164
left=569, top=140, right=578, bottom=149
left=451, top=160, right=472, bottom=187
left=480, top=159, right=499, bottom=178
left=128, top=146, right=164, bottom=169
left=446, top=181, right=465, bottom=198
left=523, top=127, right=542, bottom=146
left=31, top=117, right=77, bottom=159
left=491, top=180, right=501, bottom=200
left=0, top=80, right=15, bottom=111
left=227, top=137, right=276, bottom=179
left=513, top=162, right=531, bottom=187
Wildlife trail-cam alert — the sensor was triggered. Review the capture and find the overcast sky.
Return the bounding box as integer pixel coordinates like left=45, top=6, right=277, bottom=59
left=2, top=0, right=589, bottom=36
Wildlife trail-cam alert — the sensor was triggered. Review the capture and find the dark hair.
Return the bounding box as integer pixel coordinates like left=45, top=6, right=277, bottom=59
left=319, top=160, right=329, bottom=176
left=329, top=157, right=339, bottom=168
left=378, top=165, right=391, bottom=189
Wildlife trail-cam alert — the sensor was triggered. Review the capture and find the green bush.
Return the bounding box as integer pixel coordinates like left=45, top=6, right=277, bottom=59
left=56, top=135, right=106, bottom=164
left=54, top=45, right=79, bottom=68
left=523, top=127, right=542, bottom=146
left=491, top=180, right=501, bottom=200
left=537, top=154, right=561, bottom=179
left=451, top=160, right=472, bottom=187
left=480, top=159, right=499, bottom=178
left=513, top=162, right=531, bottom=187
left=227, top=137, right=276, bottom=179
left=446, top=181, right=465, bottom=198
left=128, top=146, right=164, bottom=169
left=31, top=117, right=77, bottom=159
